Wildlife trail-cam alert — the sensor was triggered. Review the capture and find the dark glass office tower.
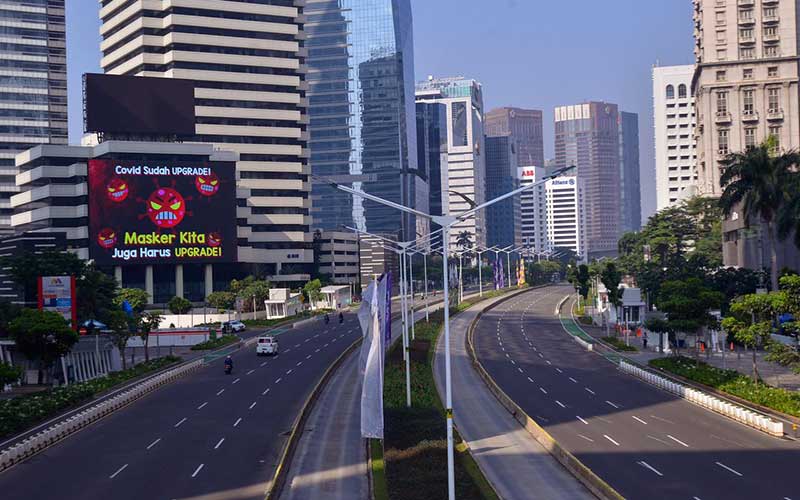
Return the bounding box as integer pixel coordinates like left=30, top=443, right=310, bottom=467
left=306, top=0, right=425, bottom=244
left=619, top=111, right=641, bottom=233
left=0, top=0, right=67, bottom=234
left=416, top=102, right=447, bottom=217
left=486, top=107, right=545, bottom=168
left=485, top=136, right=521, bottom=250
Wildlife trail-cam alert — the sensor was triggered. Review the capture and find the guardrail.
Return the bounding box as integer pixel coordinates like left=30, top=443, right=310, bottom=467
left=0, top=359, right=203, bottom=473
left=619, top=361, right=784, bottom=437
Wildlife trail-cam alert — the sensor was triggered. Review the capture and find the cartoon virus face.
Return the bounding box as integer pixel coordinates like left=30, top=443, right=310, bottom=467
left=195, top=173, right=219, bottom=197
left=146, top=187, right=186, bottom=228
left=106, top=178, right=129, bottom=202
left=208, top=232, right=222, bottom=247
left=98, top=228, right=117, bottom=249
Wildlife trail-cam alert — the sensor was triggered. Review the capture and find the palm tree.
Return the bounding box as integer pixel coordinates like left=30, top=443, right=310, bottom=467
left=455, top=231, right=472, bottom=250
left=719, top=142, right=800, bottom=291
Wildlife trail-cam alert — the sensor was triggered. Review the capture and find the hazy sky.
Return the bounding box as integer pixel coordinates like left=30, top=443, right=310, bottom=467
left=66, top=0, right=694, bottom=220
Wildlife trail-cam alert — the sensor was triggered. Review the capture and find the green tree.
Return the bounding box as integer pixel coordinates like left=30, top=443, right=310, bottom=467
left=106, top=309, right=133, bottom=370
left=722, top=292, right=782, bottom=382
left=576, top=264, right=591, bottom=301
left=235, top=279, right=271, bottom=313
left=167, top=296, right=193, bottom=315
left=719, top=143, right=800, bottom=291
left=303, top=279, right=323, bottom=307
left=0, top=361, right=22, bottom=387
left=9, top=309, right=78, bottom=383
left=115, top=288, right=150, bottom=314
left=765, top=275, right=800, bottom=374
left=659, top=278, right=724, bottom=356
left=0, top=301, right=22, bottom=337
left=137, top=311, right=162, bottom=363
left=206, top=291, right=236, bottom=312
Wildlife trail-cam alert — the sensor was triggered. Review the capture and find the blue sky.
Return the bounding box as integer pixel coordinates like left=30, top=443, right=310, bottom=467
left=66, top=0, right=693, bottom=219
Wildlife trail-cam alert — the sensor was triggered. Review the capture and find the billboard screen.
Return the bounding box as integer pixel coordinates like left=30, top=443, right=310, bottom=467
left=84, top=73, right=196, bottom=136
left=88, top=159, right=238, bottom=266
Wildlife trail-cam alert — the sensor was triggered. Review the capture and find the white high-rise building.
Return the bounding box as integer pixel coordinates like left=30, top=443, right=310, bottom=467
left=653, top=64, right=698, bottom=211
left=517, top=166, right=547, bottom=252
left=98, top=0, right=310, bottom=283
left=416, top=77, right=486, bottom=249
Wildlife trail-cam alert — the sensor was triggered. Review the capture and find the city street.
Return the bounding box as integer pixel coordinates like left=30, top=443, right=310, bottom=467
left=473, top=285, right=800, bottom=500
left=0, top=314, right=361, bottom=500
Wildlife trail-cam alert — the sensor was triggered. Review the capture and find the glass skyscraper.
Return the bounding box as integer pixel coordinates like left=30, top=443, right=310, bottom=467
left=0, top=1, right=67, bottom=234
left=306, top=0, right=425, bottom=243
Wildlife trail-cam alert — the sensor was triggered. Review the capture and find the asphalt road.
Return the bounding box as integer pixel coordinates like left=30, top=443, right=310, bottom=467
left=0, top=313, right=363, bottom=500
left=473, top=285, right=800, bottom=500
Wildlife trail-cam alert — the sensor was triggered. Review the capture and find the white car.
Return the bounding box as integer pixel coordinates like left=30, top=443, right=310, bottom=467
left=256, top=336, right=279, bottom=356
left=223, top=320, right=246, bottom=333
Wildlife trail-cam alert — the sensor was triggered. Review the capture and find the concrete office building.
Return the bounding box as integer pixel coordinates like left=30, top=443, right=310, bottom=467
left=693, top=0, right=800, bottom=271
left=485, top=136, right=521, bottom=251
left=619, top=111, right=642, bottom=232
left=316, top=230, right=359, bottom=287
left=0, top=231, right=66, bottom=305
left=653, top=64, right=698, bottom=210
left=98, top=0, right=310, bottom=284
left=0, top=1, right=67, bottom=234
left=305, top=0, right=425, bottom=243
left=517, top=166, right=547, bottom=253
left=416, top=76, right=487, bottom=249
left=485, top=107, right=545, bottom=168
left=416, top=101, right=448, bottom=251
left=545, top=176, right=586, bottom=259
left=555, top=102, right=621, bottom=259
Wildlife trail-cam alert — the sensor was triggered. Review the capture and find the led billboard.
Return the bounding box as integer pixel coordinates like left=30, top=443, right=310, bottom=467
left=88, top=159, right=237, bottom=265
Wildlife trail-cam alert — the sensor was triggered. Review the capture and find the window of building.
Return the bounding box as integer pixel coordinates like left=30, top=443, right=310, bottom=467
left=768, top=66, right=779, bottom=77
left=718, top=129, right=729, bottom=155
left=739, top=27, right=753, bottom=40
left=717, top=49, right=728, bottom=60
left=451, top=101, right=469, bottom=147
left=764, top=45, right=779, bottom=57
left=716, top=11, right=726, bottom=25
left=764, top=6, right=777, bottom=19
left=678, top=84, right=687, bottom=98
left=764, top=26, right=778, bottom=38
left=739, top=9, right=753, bottom=22
left=744, top=127, right=757, bottom=149
left=716, top=30, right=727, bottom=42
left=740, top=47, right=755, bottom=59
left=716, top=90, right=729, bottom=114
left=768, top=87, right=781, bottom=112
left=742, top=88, right=755, bottom=115
left=769, top=126, right=781, bottom=151
left=743, top=68, right=753, bottom=79
left=716, top=70, right=727, bottom=81
left=666, top=84, right=674, bottom=99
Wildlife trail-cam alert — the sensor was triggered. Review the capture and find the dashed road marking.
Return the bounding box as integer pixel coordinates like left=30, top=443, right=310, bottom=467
left=109, top=464, right=129, bottom=479
left=605, top=400, right=619, bottom=409
left=637, top=461, right=663, bottom=477
left=146, top=438, right=161, bottom=450
left=197, top=402, right=208, bottom=410
left=555, top=400, right=566, bottom=408
left=286, top=369, right=293, bottom=375
left=577, top=434, right=594, bottom=443
left=667, top=435, right=689, bottom=448
left=715, top=462, right=743, bottom=477
left=576, top=415, right=588, bottom=425
left=569, top=377, right=578, bottom=383
left=247, top=369, right=255, bottom=375
left=527, top=377, right=534, bottom=383
left=232, top=378, right=241, bottom=385
left=603, top=434, right=620, bottom=447
left=249, top=401, right=257, bottom=410
left=214, top=438, right=225, bottom=450
left=632, top=416, right=648, bottom=425
left=233, top=418, right=242, bottom=427
left=539, top=387, right=547, bottom=394
left=191, top=463, right=205, bottom=478
left=216, top=389, right=225, bottom=396
left=262, top=388, right=270, bottom=396
left=174, top=417, right=187, bottom=428
left=275, top=377, right=282, bottom=384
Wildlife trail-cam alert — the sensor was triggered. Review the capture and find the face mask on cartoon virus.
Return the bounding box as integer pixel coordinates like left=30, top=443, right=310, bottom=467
left=106, top=178, right=129, bottom=202
left=145, top=187, right=187, bottom=228
left=195, top=173, right=220, bottom=197
left=98, top=228, right=117, bottom=248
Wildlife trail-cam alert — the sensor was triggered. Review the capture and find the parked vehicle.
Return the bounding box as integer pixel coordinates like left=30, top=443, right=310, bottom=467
left=221, top=320, right=246, bottom=333
left=256, top=336, right=279, bottom=356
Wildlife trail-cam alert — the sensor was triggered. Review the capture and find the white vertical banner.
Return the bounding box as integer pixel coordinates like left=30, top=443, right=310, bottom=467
left=360, top=277, right=385, bottom=439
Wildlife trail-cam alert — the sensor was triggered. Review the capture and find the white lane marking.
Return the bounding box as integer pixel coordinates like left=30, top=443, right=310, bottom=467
left=555, top=400, right=566, bottom=408
left=555, top=368, right=563, bottom=373
left=545, top=360, right=552, bottom=365
left=284, top=349, right=291, bottom=353
left=577, top=434, right=594, bottom=443
left=517, top=367, right=524, bottom=373
left=632, top=416, right=648, bottom=425
left=538, top=352, right=543, bottom=358
left=527, top=377, right=534, bottom=383
left=510, top=359, right=516, bottom=365
left=603, top=434, right=620, bottom=447
left=232, top=378, right=241, bottom=385
left=233, top=418, right=242, bottom=427
left=505, top=353, right=510, bottom=358
left=294, top=344, right=300, bottom=348
left=275, top=377, right=282, bottom=384
left=262, top=388, right=270, bottom=396
left=650, top=415, right=674, bottom=425
left=216, top=389, right=225, bottom=396
left=693, top=497, right=702, bottom=500
left=569, top=377, right=578, bottom=383
left=197, top=402, right=208, bottom=410
left=323, top=344, right=329, bottom=348
left=605, top=400, right=619, bottom=409
left=585, top=387, right=595, bottom=395
left=637, top=461, right=663, bottom=477
left=539, top=387, right=547, bottom=394
left=315, top=349, right=320, bottom=353
left=260, top=362, right=267, bottom=367
left=109, top=464, right=129, bottom=479
left=247, top=369, right=255, bottom=375
left=214, top=438, right=225, bottom=450
left=191, top=463, right=205, bottom=478
left=306, top=354, right=312, bottom=360
left=174, top=417, right=187, bottom=428
left=501, top=346, right=505, bottom=351
left=146, top=438, right=161, bottom=450
left=667, top=435, right=690, bottom=448
left=715, top=462, right=743, bottom=477
left=296, top=362, right=303, bottom=367
left=249, top=401, right=257, bottom=410
left=647, top=435, right=671, bottom=446
left=304, top=338, right=310, bottom=343
left=286, top=369, right=293, bottom=375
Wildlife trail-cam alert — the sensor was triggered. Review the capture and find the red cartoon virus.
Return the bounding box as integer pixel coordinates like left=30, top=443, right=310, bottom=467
left=208, top=232, right=222, bottom=247
left=106, top=178, right=129, bottom=203
left=142, top=186, right=189, bottom=229
left=97, top=228, right=117, bottom=249
left=195, top=173, right=220, bottom=197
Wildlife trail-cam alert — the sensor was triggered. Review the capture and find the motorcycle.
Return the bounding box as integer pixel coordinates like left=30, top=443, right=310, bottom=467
left=224, top=364, right=232, bottom=375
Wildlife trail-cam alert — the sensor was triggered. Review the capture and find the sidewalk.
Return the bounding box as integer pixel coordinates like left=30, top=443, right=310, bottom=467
left=433, top=291, right=592, bottom=500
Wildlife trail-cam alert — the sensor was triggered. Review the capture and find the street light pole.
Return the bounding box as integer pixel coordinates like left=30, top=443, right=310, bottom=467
left=423, top=251, right=429, bottom=322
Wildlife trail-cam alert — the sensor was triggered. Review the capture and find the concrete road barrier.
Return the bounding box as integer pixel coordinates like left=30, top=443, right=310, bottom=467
left=619, top=361, right=784, bottom=437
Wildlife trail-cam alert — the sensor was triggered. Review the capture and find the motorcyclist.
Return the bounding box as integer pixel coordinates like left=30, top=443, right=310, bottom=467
left=338, top=312, right=344, bottom=324
left=324, top=313, right=330, bottom=324
left=224, top=355, right=233, bottom=374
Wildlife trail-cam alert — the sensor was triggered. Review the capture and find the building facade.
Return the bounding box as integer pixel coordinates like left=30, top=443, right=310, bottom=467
left=416, top=101, right=448, bottom=217
left=305, top=0, right=424, bottom=245
left=544, top=176, right=586, bottom=259
left=316, top=230, right=359, bottom=286
left=416, top=77, right=487, bottom=249
left=98, top=0, right=310, bottom=284
left=517, top=166, right=547, bottom=253
left=0, top=0, right=67, bottom=234
left=484, top=136, right=521, bottom=251
left=619, top=111, right=641, bottom=232
left=554, top=102, right=621, bottom=259
left=653, top=64, right=698, bottom=211
left=0, top=231, right=66, bottom=305
left=485, top=107, right=545, bottom=168
left=693, top=0, right=800, bottom=271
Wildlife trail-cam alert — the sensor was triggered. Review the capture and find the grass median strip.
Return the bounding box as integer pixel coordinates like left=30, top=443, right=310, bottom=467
left=649, top=356, right=800, bottom=417
left=0, top=355, right=181, bottom=440
left=600, top=336, right=638, bottom=352
left=379, top=292, right=508, bottom=500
